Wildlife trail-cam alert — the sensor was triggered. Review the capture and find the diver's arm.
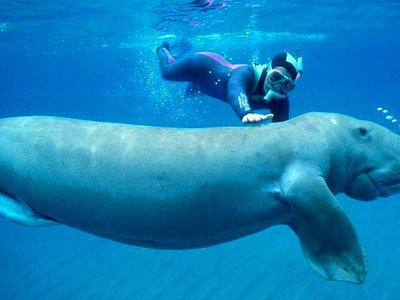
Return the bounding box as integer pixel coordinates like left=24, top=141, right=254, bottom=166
left=227, top=66, right=253, bottom=118
left=227, top=66, right=273, bottom=123
left=242, top=113, right=273, bottom=123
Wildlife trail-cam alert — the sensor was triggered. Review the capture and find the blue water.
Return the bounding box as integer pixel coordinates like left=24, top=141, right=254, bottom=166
left=1, top=1, right=400, bottom=299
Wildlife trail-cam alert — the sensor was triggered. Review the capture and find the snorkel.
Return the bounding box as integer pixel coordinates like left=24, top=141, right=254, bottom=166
left=264, top=89, right=287, bottom=102
left=294, top=49, right=303, bottom=81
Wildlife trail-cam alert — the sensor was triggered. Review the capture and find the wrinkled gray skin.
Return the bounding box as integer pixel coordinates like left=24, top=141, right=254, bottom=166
left=0, top=113, right=400, bottom=284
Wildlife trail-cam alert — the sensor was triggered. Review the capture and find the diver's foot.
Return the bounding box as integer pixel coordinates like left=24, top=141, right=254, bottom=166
left=156, top=41, right=170, bottom=53
left=156, top=39, right=193, bottom=58
left=168, top=39, right=193, bottom=58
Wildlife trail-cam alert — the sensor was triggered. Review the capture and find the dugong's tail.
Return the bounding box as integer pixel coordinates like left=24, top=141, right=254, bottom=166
left=0, top=191, right=57, bottom=226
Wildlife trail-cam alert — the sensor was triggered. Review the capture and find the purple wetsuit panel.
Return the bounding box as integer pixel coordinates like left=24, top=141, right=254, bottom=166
left=197, top=52, right=245, bottom=69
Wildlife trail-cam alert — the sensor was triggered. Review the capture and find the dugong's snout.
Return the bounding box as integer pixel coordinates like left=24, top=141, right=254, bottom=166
left=370, top=132, right=400, bottom=197
left=368, top=131, right=400, bottom=197
left=349, top=128, right=400, bottom=200
left=345, top=167, right=400, bottom=201
left=368, top=167, right=400, bottom=197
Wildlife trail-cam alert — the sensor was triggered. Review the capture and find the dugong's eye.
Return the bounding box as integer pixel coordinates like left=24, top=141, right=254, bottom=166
left=354, top=126, right=371, bottom=141
left=359, top=127, right=368, bottom=136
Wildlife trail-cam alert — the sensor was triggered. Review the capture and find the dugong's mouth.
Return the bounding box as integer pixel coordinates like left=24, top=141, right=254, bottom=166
left=367, top=171, right=400, bottom=197
left=367, top=173, right=388, bottom=196
left=346, top=169, right=400, bottom=201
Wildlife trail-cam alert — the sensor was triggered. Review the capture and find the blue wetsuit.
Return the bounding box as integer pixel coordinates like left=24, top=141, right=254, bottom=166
left=157, top=48, right=289, bottom=122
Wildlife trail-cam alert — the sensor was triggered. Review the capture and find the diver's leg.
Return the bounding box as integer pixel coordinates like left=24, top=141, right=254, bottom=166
left=156, top=48, right=234, bottom=101
left=157, top=47, right=205, bottom=82
left=157, top=47, right=230, bottom=83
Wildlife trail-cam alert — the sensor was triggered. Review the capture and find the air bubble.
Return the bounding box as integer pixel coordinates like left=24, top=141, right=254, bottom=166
left=0, top=22, right=6, bottom=33
left=376, top=106, right=400, bottom=129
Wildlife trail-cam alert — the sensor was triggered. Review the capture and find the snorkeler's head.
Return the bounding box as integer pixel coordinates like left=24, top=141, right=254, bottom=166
left=271, top=52, right=300, bottom=81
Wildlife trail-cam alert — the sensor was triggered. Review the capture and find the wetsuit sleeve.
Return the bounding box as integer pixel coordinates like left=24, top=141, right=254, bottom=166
left=268, top=96, right=290, bottom=122
left=227, top=66, right=255, bottom=119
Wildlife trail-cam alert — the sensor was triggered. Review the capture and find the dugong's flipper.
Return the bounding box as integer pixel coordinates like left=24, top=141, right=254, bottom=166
left=0, top=192, right=57, bottom=226
left=283, top=166, right=367, bottom=284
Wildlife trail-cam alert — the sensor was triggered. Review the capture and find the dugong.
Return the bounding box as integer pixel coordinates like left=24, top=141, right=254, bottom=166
left=0, top=112, right=399, bottom=284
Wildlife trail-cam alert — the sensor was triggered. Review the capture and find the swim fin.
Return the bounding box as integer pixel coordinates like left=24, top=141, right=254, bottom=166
left=160, top=38, right=193, bottom=59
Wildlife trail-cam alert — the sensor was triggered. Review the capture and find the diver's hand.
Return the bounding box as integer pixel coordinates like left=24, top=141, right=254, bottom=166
left=242, top=113, right=274, bottom=124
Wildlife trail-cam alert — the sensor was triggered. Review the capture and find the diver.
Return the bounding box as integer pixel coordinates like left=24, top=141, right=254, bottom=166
left=156, top=40, right=303, bottom=123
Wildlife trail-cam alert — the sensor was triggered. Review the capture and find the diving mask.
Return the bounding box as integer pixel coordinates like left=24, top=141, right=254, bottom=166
left=266, top=68, right=296, bottom=94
